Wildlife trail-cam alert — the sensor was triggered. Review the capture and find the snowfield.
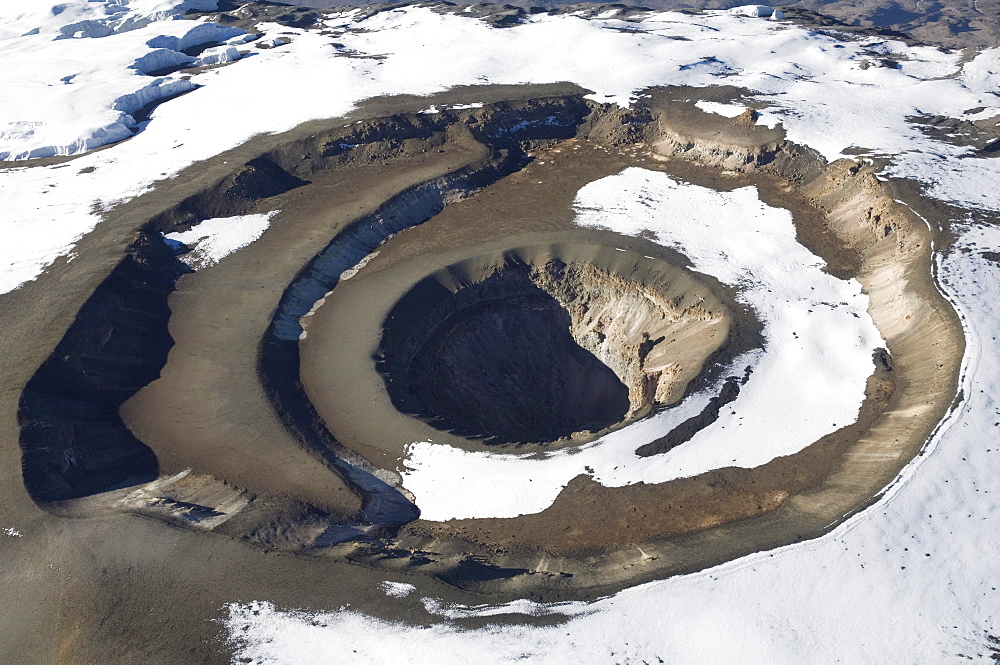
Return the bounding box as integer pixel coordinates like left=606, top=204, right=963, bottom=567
left=3, top=1, right=1000, bottom=293
left=401, top=169, right=883, bottom=520
left=0, top=10, right=243, bottom=160
left=3, top=1, right=1000, bottom=663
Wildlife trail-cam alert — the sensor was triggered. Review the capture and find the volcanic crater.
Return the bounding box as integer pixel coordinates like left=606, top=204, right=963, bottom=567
left=376, top=248, right=730, bottom=445
left=13, top=85, right=963, bottom=599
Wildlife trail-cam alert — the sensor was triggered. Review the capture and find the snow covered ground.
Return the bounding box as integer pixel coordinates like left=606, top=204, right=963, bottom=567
left=226, top=222, right=1000, bottom=665
left=4, top=1, right=1000, bottom=294
left=0, top=3, right=242, bottom=160
left=401, top=169, right=883, bottom=520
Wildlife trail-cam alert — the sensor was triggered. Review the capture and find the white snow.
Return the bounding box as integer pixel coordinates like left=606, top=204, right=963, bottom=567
left=131, top=48, right=195, bottom=73
left=164, top=211, right=277, bottom=269
left=694, top=100, right=748, bottom=117
left=2, top=527, right=22, bottom=537
left=400, top=168, right=882, bottom=520
left=0, top=0, right=219, bottom=41
left=190, top=44, right=241, bottom=67
left=381, top=582, right=416, bottom=598
left=0, top=16, right=243, bottom=159
left=224, top=222, right=1000, bottom=664
left=727, top=5, right=776, bottom=18
left=338, top=250, right=381, bottom=282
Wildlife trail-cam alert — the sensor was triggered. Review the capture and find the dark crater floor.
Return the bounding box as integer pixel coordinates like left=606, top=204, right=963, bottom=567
left=378, top=263, right=631, bottom=444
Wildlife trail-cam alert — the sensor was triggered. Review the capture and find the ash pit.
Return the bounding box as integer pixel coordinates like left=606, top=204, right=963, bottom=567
left=377, top=249, right=732, bottom=446
left=379, top=265, right=630, bottom=444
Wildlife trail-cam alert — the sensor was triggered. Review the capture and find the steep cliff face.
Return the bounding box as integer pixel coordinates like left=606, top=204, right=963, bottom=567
left=533, top=260, right=728, bottom=415
left=18, top=232, right=181, bottom=502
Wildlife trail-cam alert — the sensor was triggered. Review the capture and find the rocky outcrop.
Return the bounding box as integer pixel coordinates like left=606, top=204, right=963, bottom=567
left=533, top=260, right=728, bottom=415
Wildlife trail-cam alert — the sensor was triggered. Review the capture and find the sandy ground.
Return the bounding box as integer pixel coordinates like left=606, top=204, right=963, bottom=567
left=119, top=131, right=488, bottom=515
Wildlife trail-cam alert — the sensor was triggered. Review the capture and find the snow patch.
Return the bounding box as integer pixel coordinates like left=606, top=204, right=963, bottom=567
left=191, top=45, right=241, bottom=67
left=694, top=100, right=747, bottom=117
left=381, top=582, right=416, bottom=598
left=727, top=5, right=776, bottom=18
left=131, top=48, right=195, bottom=74
left=0, top=0, right=220, bottom=41
left=338, top=250, right=380, bottom=282
left=114, top=77, right=197, bottom=115
left=165, top=211, right=277, bottom=269
left=144, top=22, right=243, bottom=52
left=0, top=17, right=244, bottom=160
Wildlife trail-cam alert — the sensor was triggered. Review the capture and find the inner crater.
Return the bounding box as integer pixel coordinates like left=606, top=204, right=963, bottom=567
left=377, top=248, right=732, bottom=445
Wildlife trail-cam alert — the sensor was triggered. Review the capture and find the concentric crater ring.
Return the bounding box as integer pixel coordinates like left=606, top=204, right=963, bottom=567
left=301, top=236, right=741, bottom=463
left=14, top=91, right=964, bottom=599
